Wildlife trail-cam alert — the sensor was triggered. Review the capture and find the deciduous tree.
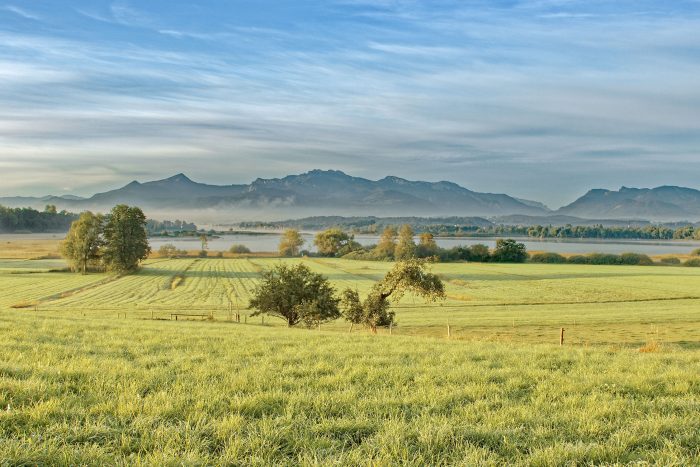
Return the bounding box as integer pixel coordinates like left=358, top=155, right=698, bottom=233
left=102, top=205, right=151, bottom=274
left=394, top=224, right=416, bottom=260
left=250, top=263, right=340, bottom=327
left=373, top=226, right=397, bottom=260
left=279, top=229, right=304, bottom=257
left=60, top=211, right=104, bottom=274
left=314, top=228, right=355, bottom=257
left=341, top=259, right=445, bottom=332
left=491, top=239, right=527, bottom=263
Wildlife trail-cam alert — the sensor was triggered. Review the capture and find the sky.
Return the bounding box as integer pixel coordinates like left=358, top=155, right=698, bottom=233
left=1, top=0, right=700, bottom=208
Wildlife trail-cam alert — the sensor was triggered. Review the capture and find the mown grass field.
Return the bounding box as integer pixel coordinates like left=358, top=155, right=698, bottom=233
left=5, top=257, right=700, bottom=347
left=1, top=257, right=700, bottom=464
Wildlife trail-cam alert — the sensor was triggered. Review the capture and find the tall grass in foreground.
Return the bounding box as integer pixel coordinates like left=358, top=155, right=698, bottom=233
left=1, top=311, right=699, bottom=465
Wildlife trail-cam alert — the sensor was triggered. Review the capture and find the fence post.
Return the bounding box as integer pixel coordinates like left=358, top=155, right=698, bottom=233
left=560, top=328, right=565, bottom=346
left=447, top=320, right=451, bottom=339
left=389, top=323, right=393, bottom=336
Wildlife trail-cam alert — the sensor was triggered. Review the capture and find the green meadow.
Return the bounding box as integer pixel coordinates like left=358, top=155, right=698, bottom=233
left=1, top=257, right=700, bottom=464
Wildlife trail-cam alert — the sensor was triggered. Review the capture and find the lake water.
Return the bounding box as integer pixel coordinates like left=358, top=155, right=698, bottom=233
left=3, top=232, right=697, bottom=256
left=148, top=233, right=700, bottom=256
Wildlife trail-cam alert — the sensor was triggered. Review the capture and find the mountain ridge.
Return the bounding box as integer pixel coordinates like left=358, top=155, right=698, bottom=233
left=1, top=171, right=699, bottom=222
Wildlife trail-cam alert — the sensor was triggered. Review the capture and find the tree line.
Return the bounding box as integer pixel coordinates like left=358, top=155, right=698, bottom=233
left=241, top=216, right=700, bottom=241
left=0, top=204, right=78, bottom=233
left=146, top=219, right=197, bottom=235
left=61, top=205, right=150, bottom=274
left=276, top=226, right=529, bottom=263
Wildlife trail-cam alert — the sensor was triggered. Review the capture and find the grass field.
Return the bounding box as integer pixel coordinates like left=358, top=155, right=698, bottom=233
left=1, top=257, right=700, bottom=463
left=1, top=312, right=699, bottom=465
left=5, top=257, right=700, bottom=347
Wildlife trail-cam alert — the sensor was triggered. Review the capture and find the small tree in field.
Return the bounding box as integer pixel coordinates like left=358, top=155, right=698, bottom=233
left=159, top=244, right=178, bottom=258
left=374, top=226, right=397, bottom=260
left=249, top=263, right=340, bottom=327
left=279, top=229, right=304, bottom=257
left=491, top=239, right=527, bottom=263
left=416, top=232, right=439, bottom=258
left=102, top=205, right=151, bottom=274
left=394, top=224, right=416, bottom=260
left=61, top=211, right=104, bottom=274
left=340, top=259, right=445, bottom=333
left=314, top=228, right=355, bottom=257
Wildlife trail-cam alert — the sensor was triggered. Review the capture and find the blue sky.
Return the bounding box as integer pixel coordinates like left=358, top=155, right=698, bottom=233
left=1, top=1, right=700, bottom=207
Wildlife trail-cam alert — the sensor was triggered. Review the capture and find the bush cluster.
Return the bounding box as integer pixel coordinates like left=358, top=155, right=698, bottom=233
left=529, top=252, right=567, bottom=263
left=566, top=253, right=654, bottom=266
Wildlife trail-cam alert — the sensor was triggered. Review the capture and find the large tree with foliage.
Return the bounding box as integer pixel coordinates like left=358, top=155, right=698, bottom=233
left=101, top=205, right=151, bottom=274
left=314, top=228, right=358, bottom=257
left=416, top=232, right=439, bottom=258
left=491, top=239, right=527, bottom=263
left=250, top=263, right=340, bottom=327
left=374, top=226, right=398, bottom=260
left=60, top=211, right=104, bottom=274
left=279, top=229, right=304, bottom=257
left=394, top=224, right=416, bottom=260
left=340, top=259, right=445, bottom=332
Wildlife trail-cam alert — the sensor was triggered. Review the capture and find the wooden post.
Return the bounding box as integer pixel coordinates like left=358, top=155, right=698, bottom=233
left=447, top=320, right=451, bottom=339
left=151, top=310, right=154, bottom=320
left=389, top=323, right=393, bottom=336
left=349, top=323, right=353, bottom=333
left=560, top=327, right=565, bottom=346
left=245, top=315, right=247, bottom=324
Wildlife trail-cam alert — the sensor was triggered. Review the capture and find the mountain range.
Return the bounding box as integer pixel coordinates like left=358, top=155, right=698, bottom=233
left=1, top=170, right=699, bottom=222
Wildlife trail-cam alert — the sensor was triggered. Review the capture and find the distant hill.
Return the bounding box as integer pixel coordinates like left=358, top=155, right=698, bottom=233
left=0, top=170, right=549, bottom=219
left=557, top=186, right=700, bottom=221
left=491, top=215, right=652, bottom=228
left=2, top=172, right=700, bottom=223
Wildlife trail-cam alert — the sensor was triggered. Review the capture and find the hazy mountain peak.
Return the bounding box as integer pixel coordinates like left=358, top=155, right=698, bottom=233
left=558, top=185, right=700, bottom=221
left=164, top=173, right=193, bottom=183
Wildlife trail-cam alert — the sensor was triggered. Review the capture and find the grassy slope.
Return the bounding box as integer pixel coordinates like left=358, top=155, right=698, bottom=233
left=1, top=312, right=699, bottom=465
left=2, top=258, right=700, bottom=463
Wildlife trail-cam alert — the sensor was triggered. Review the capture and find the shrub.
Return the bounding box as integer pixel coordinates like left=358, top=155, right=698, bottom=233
left=491, top=239, right=527, bottom=263
left=215, top=251, right=224, bottom=258
left=619, top=253, right=654, bottom=266
left=684, top=258, right=700, bottom=267
left=691, top=248, right=700, bottom=256
left=198, top=250, right=208, bottom=258
left=342, top=249, right=375, bottom=261
left=530, top=252, right=566, bottom=264
left=159, top=244, right=178, bottom=258
left=567, top=255, right=589, bottom=264
left=468, top=244, right=491, bottom=262
left=229, top=244, right=251, bottom=254
left=587, top=253, right=623, bottom=265
left=659, top=257, right=681, bottom=265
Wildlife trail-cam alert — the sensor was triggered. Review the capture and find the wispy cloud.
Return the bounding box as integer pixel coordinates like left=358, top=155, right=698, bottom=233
left=2, top=4, right=40, bottom=20
left=0, top=0, right=699, bottom=205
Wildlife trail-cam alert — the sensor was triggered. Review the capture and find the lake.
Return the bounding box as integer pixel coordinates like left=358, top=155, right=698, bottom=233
left=3, top=232, right=697, bottom=256
left=148, top=233, right=700, bottom=256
